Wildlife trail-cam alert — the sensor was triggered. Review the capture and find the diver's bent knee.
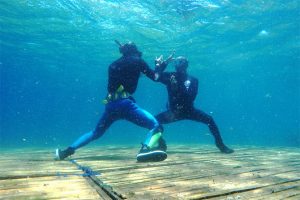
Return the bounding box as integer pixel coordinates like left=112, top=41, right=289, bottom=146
left=153, top=123, right=164, bottom=133
left=206, top=115, right=216, bottom=125
left=91, top=130, right=103, bottom=140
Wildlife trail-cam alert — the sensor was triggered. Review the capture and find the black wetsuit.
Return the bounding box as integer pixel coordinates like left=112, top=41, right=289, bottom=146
left=155, top=72, right=228, bottom=150
left=70, top=55, right=162, bottom=150
left=108, top=55, right=156, bottom=94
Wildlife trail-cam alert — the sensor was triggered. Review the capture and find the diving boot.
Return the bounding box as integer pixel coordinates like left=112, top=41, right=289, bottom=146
left=216, top=142, right=234, bottom=154
left=55, top=147, right=75, bottom=160
left=153, top=137, right=167, bottom=151
left=136, top=143, right=167, bottom=162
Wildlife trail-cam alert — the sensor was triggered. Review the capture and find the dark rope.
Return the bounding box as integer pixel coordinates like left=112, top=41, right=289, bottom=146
left=55, top=159, right=100, bottom=177
left=69, top=159, right=100, bottom=176
left=69, top=159, right=124, bottom=200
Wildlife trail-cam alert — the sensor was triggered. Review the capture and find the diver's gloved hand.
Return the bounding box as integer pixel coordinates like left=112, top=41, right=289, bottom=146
left=155, top=52, right=175, bottom=72
left=165, top=51, right=175, bottom=65
left=155, top=55, right=164, bottom=69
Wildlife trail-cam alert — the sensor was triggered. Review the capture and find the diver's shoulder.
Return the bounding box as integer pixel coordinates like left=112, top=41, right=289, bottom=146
left=127, top=55, right=143, bottom=62
left=111, top=57, right=124, bottom=65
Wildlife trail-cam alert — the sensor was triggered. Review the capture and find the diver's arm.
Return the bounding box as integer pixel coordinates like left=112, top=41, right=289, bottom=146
left=157, top=72, right=171, bottom=85
left=153, top=52, right=175, bottom=82
left=154, top=52, right=174, bottom=73
left=140, top=52, right=174, bottom=81
left=107, top=64, right=118, bottom=93
left=140, top=59, right=169, bottom=82
left=140, top=59, right=157, bottom=81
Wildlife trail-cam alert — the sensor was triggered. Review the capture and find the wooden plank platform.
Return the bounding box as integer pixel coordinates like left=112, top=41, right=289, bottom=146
left=0, top=145, right=299, bottom=200
left=0, top=148, right=108, bottom=199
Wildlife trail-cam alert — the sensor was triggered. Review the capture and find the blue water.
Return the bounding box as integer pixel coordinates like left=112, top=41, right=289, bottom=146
left=1, top=0, right=299, bottom=148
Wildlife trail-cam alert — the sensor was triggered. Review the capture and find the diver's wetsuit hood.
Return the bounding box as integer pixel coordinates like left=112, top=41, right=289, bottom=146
left=119, top=42, right=142, bottom=57
left=175, top=56, right=188, bottom=74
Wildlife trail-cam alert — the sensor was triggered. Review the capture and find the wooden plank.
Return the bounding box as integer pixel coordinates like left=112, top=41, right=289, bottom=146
left=98, top=159, right=299, bottom=185
left=95, top=154, right=299, bottom=186
left=252, top=181, right=300, bottom=200
left=188, top=180, right=300, bottom=200
left=0, top=176, right=101, bottom=199
left=0, top=149, right=80, bottom=179
left=74, top=145, right=300, bottom=173
left=0, top=148, right=106, bottom=200
left=109, top=168, right=299, bottom=198
left=0, top=145, right=299, bottom=199
left=285, top=194, right=300, bottom=200
left=66, top=145, right=299, bottom=199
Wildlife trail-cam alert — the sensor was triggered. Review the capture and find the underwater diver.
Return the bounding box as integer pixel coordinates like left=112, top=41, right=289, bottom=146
left=154, top=56, right=234, bottom=154
left=55, top=41, right=173, bottom=162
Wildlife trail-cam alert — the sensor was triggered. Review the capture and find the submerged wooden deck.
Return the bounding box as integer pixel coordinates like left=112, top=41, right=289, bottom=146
left=0, top=145, right=299, bottom=200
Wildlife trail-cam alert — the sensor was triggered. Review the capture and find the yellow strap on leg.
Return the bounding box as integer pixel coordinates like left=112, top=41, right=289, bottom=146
left=148, top=132, right=162, bottom=149
left=102, top=94, right=112, bottom=104
left=102, top=85, right=127, bottom=104
left=117, top=85, right=124, bottom=92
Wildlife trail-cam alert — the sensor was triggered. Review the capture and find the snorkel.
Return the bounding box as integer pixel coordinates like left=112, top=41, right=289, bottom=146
left=115, top=40, right=122, bottom=47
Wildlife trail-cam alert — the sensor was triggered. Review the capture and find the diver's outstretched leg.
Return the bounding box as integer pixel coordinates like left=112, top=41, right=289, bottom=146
left=55, top=109, right=116, bottom=160
left=155, top=110, right=179, bottom=125
left=189, top=109, right=234, bottom=154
